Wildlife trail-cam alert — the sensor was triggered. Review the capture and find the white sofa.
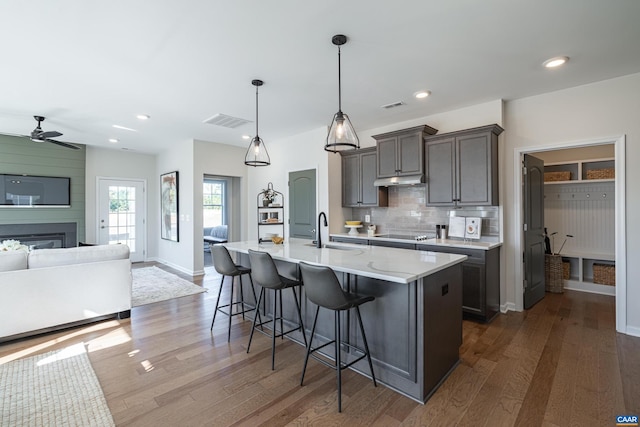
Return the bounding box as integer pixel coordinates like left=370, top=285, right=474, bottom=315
left=0, top=244, right=132, bottom=342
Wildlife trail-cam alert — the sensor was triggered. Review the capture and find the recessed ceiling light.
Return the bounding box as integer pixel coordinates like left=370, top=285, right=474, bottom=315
left=108, top=138, right=119, bottom=143
left=414, top=90, right=431, bottom=99
left=242, top=135, right=251, bottom=140
left=543, top=56, right=569, bottom=68
left=136, top=114, right=150, bottom=120
left=112, top=124, right=137, bottom=132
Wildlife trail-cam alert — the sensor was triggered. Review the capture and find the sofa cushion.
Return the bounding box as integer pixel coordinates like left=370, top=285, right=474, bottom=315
left=28, top=244, right=130, bottom=269
left=204, top=225, right=228, bottom=244
left=0, top=251, right=28, bottom=272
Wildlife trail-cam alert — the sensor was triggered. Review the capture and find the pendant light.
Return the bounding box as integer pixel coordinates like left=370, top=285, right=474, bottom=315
left=325, top=34, right=359, bottom=153
left=245, top=79, right=270, bottom=166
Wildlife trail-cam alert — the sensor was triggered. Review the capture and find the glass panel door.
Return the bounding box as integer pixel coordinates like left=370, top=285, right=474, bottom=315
left=98, top=178, right=145, bottom=262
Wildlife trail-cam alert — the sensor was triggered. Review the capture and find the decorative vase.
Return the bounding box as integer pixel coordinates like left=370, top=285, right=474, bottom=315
left=263, top=200, right=270, bottom=207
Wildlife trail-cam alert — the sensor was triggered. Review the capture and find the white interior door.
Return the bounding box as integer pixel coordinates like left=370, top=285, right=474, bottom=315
left=98, top=178, right=146, bottom=262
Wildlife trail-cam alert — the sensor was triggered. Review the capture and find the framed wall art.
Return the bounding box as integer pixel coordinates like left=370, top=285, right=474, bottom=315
left=161, top=171, right=179, bottom=241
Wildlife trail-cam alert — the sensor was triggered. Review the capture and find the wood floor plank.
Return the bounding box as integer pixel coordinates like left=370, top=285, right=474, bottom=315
left=2, top=262, right=638, bottom=427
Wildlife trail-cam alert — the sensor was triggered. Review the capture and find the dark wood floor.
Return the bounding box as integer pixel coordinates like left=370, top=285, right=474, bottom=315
left=1, top=262, right=638, bottom=426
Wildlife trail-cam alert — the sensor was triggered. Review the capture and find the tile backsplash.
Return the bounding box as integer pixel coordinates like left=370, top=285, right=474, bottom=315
left=352, top=185, right=500, bottom=238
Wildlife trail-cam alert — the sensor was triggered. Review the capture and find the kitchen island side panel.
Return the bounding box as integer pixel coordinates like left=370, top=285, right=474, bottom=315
left=232, top=248, right=463, bottom=403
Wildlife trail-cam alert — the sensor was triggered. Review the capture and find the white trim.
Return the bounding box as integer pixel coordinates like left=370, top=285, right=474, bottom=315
left=513, top=135, right=627, bottom=334
left=625, top=326, right=640, bottom=338
left=615, top=137, right=627, bottom=334
left=501, top=302, right=515, bottom=313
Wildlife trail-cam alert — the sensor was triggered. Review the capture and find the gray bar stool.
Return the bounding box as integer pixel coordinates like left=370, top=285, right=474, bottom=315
left=246, top=249, right=307, bottom=370
left=298, top=261, right=377, bottom=412
left=210, top=245, right=259, bottom=342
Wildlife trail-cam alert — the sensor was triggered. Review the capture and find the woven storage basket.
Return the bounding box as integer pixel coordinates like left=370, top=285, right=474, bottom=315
left=586, top=168, right=615, bottom=180
left=562, top=261, right=570, bottom=280
left=544, top=171, right=571, bottom=182
left=545, top=254, right=564, bottom=293
left=593, top=263, right=615, bottom=286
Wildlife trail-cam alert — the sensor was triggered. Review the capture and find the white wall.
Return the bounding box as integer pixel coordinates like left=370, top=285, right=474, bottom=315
left=504, top=72, right=640, bottom=335
left=85, top=146, right=157, bottom=257
left=193, top=140, right=248, bottom=274
left=246, top=127, right=330, bottom=242
left=156, top=139, right=195, bottom=274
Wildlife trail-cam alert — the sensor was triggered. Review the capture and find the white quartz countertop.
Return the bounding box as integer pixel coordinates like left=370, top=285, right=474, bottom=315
left=330, top=233, right=502, bottom=251
left=223, top=238, right=467, bottom=284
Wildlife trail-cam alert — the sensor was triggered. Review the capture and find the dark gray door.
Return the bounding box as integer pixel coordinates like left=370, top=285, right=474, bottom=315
left=341, top=153, right=359, bottom=207
left=289, top=169, right=316, bottom=239
left=524, top=154, right=545, bottom=309
left=458, top=133, right=490, bottom=205
left=425, top=137, right=456, bottom=206
left=360, top=150, right=379, bottom=205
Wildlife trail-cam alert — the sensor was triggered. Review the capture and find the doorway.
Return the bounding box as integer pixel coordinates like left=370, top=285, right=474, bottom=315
left=289, top=169, right=316, bottom=239
left=202, top=175, right=239, bottom=268
left=97, top=178, right=146, bottom=262
left=514, top=136, right=626, bottom=333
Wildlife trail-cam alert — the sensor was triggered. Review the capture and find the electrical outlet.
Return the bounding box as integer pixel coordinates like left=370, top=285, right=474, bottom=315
left=365, top=214, right=371, bottom=223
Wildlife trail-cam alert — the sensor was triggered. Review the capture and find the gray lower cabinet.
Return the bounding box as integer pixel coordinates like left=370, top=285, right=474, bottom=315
left=369, top=239, right=416, bottom=250
left=330, top=236, right=368, bottom=244
left=417, top=244, right=500, bottom=321
left=425, top=124, right=503, bottom=206
left=374, top=125, right=438, bottom=179
left=341, top=147, right=388, bottom=207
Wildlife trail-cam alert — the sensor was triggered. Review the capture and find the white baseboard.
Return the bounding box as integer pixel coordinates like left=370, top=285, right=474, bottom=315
left=148, top=257, right=199, bottom=277
left=501, top=302, right=516, bottom=313
left=624, top=325, right=640, bottom=338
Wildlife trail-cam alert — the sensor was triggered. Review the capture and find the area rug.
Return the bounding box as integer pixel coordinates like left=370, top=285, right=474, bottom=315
left=0, top=343, right=114, bottom=427
left=132, top=266, right=206, bottom=307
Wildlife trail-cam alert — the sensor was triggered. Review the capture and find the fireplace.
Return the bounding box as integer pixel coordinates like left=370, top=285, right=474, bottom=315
left=0, top=223, right=77, bottom=248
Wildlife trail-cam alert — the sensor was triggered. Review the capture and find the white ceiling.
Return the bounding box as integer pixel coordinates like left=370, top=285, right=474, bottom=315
left=2, top=1, right=640, bottom=154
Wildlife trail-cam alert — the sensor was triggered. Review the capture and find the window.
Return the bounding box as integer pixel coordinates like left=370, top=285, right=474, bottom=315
left=203, top=179, right=226, bottom=227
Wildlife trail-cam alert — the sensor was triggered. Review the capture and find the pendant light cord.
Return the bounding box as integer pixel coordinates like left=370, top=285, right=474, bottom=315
left=255, top=84, right=259, bottom=138
left=337, top=45, right=342, bottom=113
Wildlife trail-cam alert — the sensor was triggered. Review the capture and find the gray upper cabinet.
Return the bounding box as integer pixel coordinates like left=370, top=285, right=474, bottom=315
left=374, top=125, right=438, bottom=178
left=341, top=147, right=388, bottom=207
left=425, top=124, right=504, bottom=206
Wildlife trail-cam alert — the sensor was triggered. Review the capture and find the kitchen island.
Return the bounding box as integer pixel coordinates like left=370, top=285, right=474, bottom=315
left=223, top=238, right=467, bottom=403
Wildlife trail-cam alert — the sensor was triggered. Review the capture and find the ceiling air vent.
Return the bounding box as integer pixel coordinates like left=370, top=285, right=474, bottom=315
left=381, top=101, right=404, bottom=109
left=203, top=113, right=252, bottom=128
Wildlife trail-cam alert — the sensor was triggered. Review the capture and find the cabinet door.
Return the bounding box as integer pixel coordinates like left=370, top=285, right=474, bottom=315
left=425, top=137, right=456, bottom=205
left=461, top=262, right=485, bottom=316
left=397, top=132, right=423, bottom=175
left=457, top=132, right=493, bottom=206
left=377, top=137, right=398, bottom=178
left=360, top=150, right=380, bottom=206
left=342, top=153, right=360, bottom=207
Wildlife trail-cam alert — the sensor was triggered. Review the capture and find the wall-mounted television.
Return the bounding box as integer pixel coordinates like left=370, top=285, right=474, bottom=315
left=0, top=174, right=71, bottom=207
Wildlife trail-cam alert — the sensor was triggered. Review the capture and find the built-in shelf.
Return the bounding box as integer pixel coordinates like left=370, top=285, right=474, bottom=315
left=257, top=183, right=284, bottom=243
left=544, top=157, right=616, bottom=296
left=544, top=157, right=615, bottom=185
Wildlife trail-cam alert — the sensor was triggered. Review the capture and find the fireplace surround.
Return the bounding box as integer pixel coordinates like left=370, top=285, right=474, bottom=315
left=0, top=222, right=77, bottom=248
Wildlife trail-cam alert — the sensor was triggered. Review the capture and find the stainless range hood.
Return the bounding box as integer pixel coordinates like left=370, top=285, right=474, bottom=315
left=373, top=174, right=425, bottom=186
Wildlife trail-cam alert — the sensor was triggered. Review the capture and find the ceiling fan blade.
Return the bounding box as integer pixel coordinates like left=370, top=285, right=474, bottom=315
left=44, top=138, right=80, bottom=150
left=39, top=130, right=63, bottom=139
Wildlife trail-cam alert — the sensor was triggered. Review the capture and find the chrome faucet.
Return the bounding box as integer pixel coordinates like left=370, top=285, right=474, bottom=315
left=316, top=211, right=328, bottom=248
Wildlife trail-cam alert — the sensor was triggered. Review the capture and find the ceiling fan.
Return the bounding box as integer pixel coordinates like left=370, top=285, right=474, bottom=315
left=29, top=116, right=79, bottom=150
